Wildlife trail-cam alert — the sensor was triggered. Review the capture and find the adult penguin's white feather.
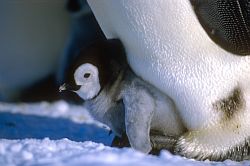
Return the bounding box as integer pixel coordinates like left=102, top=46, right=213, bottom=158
left=87, top=0, right=250, bottom=161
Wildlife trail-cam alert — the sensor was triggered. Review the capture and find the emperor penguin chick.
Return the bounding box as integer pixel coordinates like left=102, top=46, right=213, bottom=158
left=61, top=39, right=185, bottom=153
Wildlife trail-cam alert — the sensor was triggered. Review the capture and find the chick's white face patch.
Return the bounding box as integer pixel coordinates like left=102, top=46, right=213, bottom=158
left=74, top=63, right=101, bottom=100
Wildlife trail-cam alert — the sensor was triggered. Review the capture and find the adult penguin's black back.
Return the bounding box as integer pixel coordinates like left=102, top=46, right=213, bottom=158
left=191, top=0, right=250, bottom=55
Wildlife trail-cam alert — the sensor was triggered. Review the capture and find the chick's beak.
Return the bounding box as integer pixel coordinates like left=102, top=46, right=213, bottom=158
left=59, top=83, right=81, bottom=92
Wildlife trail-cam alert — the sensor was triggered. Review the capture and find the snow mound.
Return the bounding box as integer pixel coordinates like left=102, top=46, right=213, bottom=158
left=0, top=100, right=104, bottom=126
left=0, top=101, right=249, bottom=166
left=1, top=138, right=247, bottom=166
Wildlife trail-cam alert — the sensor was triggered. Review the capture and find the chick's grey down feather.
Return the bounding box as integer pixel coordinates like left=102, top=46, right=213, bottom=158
left=84, top=68, right=185, bottom=153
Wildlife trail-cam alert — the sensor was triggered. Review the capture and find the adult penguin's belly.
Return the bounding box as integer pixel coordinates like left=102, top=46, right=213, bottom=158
left=87, top=0, right=250, bottom=130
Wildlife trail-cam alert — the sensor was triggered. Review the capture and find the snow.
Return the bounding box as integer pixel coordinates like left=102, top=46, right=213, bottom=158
left=0, top=100, right=93, bottom=124
left=0, top=101, right=249, bottom=166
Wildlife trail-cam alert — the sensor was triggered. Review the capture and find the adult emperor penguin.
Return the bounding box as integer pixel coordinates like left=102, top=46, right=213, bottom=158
left=87, top=1, right=250, bottom=161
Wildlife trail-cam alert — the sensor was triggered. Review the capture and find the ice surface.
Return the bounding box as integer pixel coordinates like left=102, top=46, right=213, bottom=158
left=0, top=100, right=93, bottom=124
left=1, top=138, right=248, bottom=166
left=0, top=101, right=249, bottom=166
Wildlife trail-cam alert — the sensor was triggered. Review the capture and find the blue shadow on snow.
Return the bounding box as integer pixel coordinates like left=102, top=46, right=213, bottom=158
left=0, top=112, right=113, bottom=146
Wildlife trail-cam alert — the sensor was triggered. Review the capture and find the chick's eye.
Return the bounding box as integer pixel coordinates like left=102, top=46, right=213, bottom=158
left=84, top=73, right=91, bottom=78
